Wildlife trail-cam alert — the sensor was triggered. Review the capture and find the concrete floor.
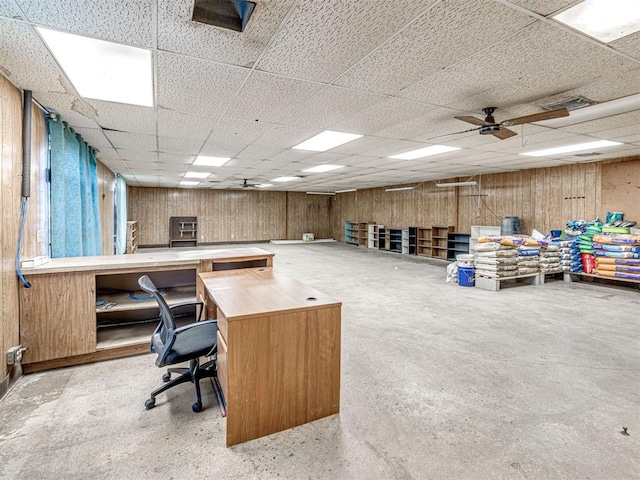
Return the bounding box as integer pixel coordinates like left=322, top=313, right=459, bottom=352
left=1, top=242, right=638, bottom=479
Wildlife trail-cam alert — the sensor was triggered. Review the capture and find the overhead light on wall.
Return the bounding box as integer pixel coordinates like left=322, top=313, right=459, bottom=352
left=335, top=188, right=357, bottom=193
left=520, top=140, right=622, bottom=157
left=292, top=131, right=362, bottom=152
left=36, top=27, right=153, bottom=107
left=384, top=186, right=415, bottom=192
left=435, top=181, right=477, bottom=187
left=306, top=192, right=336, bottom=195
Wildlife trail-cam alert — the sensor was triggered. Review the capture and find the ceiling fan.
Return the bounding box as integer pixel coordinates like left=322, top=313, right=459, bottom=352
left=454, top=107, right=570, bottom=140
left=240, top=179, right=261, bottom=188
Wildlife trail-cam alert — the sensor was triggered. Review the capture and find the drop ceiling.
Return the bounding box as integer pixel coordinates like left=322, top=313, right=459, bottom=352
left=1, top=0, right=639, bottom=192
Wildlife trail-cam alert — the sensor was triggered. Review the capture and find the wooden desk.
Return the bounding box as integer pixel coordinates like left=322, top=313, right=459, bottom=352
left=199, top=268, right=341, bottom=446
left=19, top=248, right=274, bottom=372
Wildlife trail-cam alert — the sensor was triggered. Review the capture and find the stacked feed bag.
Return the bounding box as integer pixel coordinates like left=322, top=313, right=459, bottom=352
left=539, top=244, right=561, bottom=273
left=473, top=242, right=518, bottom=278
left=555, top=239, right=581, bottom=272
left=593, top=233, right=640, bottom=281
left=517, top=246, right=540, bottom=274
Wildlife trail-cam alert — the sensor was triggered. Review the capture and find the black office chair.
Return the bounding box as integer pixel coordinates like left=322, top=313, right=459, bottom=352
left=138, top=275, right=218, bottom=413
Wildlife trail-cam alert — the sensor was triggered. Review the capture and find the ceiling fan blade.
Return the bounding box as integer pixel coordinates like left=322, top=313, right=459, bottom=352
left=454, top=115, right=489, bottom=126
left=492, top=127, right=518, bottom=140
left=501, top=107, right=569, bottom=126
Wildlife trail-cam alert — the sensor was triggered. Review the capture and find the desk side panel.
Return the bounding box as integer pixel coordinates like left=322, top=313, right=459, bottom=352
left=20, top=272, right=96, bottom=363
left=306, top=305, right=341, bottom=420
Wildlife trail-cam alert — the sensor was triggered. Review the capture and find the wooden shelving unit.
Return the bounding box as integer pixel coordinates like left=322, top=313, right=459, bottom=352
left=169, top=216, right=197, bottom=248
left=344, top=221, right=359, bottom=245
left=388, top=228, right=403, bottom=253
left=431, top=226, right=454, bottom=259
left=416, top=227, right=432, bottom=257
left=126, top=220, right=138, bottom=254
left=446, top=232, right=471, bottom=260
left=368, top=224, right=384, bottom=249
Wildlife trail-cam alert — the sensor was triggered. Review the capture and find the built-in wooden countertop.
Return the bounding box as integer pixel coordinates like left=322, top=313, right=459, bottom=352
left=20, top=247, right=275, bottom=275
left=199, top=267, right=341, bottom=320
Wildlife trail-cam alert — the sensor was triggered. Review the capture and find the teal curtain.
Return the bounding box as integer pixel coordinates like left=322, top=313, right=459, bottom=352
left=115, top=174, right=127, bottom=254
left=48, top=119, right=102, bottom=257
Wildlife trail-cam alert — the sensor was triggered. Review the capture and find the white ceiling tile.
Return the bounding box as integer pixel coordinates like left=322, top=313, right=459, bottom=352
left=158, top=136, right=204, bottom=155
left=562, top=110, right=640, bottom=135
left=611, top=30, right=640, bottom=61
left=124, top=161, right=158, bottom=171
left=157, top=0, right=293, bottom=66
left=87, top=100, right=156, bottom=135
left=104, top=131, right=156, bottom=151
left=333, top=97, right=430, bottom=135
left=284, top=86, right=387, bottom=129
left=0, top=20, right=68, bottom=93
left=252, top=124, right=320, bottom=149
left=73, top=127, right=112, bottom=149
left=0, top=1, right=21, bottom=17
left=225, top=71, right=323, bottom=123
left=118, top=150, right=158, bottom=162
left=505, top=0, right=581, bottom=16
left=208, top=117, right=275, bottom=145
left=32, top=91, right=100, bottom=128
left=97, top=158, right=128, bottom=173
left=334, top=0, right=534, bottom=94
left=15, top=0, right=153, bottom=46
left=157, top=51, right=249, bottom=116
left=93, top=147, right=120, bottom=160
left=256, top=0, right=439, bottom=82
left=159, top=152, right=195, bottom=165
left=199, top=141, right=245, bottom=158
left=236, top=144, right=286, bottom=161
left=157, top=109, right=216, bottom=140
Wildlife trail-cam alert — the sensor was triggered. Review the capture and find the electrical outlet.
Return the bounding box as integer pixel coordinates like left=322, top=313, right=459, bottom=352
left=36, top=229, right=43, bottom=243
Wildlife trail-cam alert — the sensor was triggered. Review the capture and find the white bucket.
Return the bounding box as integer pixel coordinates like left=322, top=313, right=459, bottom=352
left=456, top=254, right=474, bottom=267
left=302, top=233, right=315, bottom=242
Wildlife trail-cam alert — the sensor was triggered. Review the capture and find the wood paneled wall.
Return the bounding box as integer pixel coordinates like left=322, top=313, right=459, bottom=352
left=601, top=157, right=640, bottom=223
left=1, top=77, right=48, bottom=384
left=128, top=187, right=334, bottom=246
left=333, top=161, right=622, bottom=238
left=97, top=162, right=115, bottom=255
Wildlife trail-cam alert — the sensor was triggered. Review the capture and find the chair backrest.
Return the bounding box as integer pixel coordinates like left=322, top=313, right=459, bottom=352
left=138, top=274, right=176, bottom=344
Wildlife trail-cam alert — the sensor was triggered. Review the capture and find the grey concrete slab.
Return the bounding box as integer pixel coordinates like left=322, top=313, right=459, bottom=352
left=1, top=242, right=638, bottom=479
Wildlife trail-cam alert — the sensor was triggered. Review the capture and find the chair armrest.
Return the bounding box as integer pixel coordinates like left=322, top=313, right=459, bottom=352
left=169, top=300, right=204, bottom=321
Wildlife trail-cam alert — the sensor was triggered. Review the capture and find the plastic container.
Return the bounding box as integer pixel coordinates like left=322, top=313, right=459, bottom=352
left=302, top=233, right=314, bottom=242
left=550, top=229, right=562, bottom=238
left=458, top=266, right=475, bottom=287
left=581, top=253, right=596, bottom=274
left=456, top=254, right=474, bottom=268
left=500, top=216, right=521, bottom=235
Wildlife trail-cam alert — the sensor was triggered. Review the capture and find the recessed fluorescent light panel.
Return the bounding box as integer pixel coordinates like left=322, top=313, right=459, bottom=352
left=335, top=189, right=356, bottom=193
left=435, top=181, right=477, bottom=188
left=306, top=192, right=336, bottom=195
left=256, top=183, right=273, bottom=188
left=36, top=27, right=153, bottom=107
left=385, top=186, right=415, bottom=192
left=184, top=172, right=210, bottom=178
left=553, top=0, right=640, bottom=43
left=193, top=156, right=230, bottom=167
left=272, top=176, right=299, bottom=182
left=180, top=181, right=200, bottom=186
left=303, top=164, right=345, bottom=173
left=292, top=131, right=362, bottom=152
left=520, top=140, right=622, bottom=157
left=388, top=145, right=460, bottom=160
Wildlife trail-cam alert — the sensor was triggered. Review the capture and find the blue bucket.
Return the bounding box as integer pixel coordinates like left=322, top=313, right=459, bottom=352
left=458, top=266, right=475, bottom=287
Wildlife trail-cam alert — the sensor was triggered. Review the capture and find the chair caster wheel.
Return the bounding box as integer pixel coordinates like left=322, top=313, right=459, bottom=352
left=192, top=402, right=202, bottom=413
left=145, top=398, right=156, bottom=410
left=162, top=373, right=171, bottom=382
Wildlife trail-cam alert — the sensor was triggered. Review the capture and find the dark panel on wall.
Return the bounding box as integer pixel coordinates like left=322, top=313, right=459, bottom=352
left=601, top=158, right=640, bottom=223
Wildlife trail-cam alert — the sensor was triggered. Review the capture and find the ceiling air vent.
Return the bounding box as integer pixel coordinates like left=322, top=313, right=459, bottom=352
left=192, top=0, right=256, bottom=32
left=542, top=96, right=597, bottom=112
